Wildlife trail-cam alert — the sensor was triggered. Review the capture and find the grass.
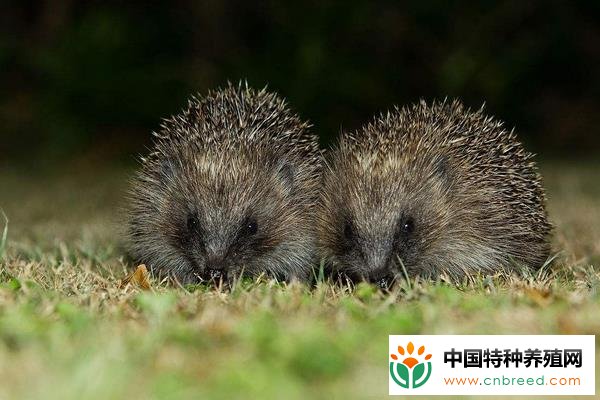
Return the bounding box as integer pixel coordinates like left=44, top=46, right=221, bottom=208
left=0, top=162, right=599, bottom=399
left=0, top=209, right=7, bottom=260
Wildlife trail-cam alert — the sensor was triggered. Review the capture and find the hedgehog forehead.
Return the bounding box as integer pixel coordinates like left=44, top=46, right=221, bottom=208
left=190, top=151, right=262, bottom=177
left=334, top=147, right=414, bottom=192
left=179, top=166, right=277, bottom=204
left=330, top=166, right=409, bottom=228
left=160, top=154, right=286, bottom=213
left=346, top=149, right=410, bottom=176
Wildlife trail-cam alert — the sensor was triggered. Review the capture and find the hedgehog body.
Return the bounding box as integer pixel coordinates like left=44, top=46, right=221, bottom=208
left=127, top=83, right=321, bottom=284
left=318, top=100, right=552, bottom=286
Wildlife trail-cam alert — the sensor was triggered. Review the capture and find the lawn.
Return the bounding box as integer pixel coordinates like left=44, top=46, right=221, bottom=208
left=0, top=161, right=598, bottom=399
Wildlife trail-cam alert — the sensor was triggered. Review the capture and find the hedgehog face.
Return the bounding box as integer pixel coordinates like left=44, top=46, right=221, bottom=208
left=127, top=84, right=323, bottom=285
left=318, top=150, right=452, bottom=288
left=129, top=151, right=315, bottom=284
left=333, top=209, right=423, bottom=288
left=172, top=200, right=269, bottom=283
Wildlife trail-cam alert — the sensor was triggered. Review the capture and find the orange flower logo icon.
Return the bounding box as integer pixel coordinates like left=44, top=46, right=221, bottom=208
left=390, top=341, right=433, bottom=389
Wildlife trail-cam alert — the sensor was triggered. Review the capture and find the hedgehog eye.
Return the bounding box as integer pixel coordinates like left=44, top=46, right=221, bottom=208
left=400, top=217, right=415, bottom=235
left=187, top=214, right=200, bottom=232
left=243, top=218, right=258, bottom=236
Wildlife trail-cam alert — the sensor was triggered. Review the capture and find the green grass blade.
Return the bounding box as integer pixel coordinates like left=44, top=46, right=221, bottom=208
left=397, top=256, right=412, bottom=290
left=0, top=209, right=8, bottom=260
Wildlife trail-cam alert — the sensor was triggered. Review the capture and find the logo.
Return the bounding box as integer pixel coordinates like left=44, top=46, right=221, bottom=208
left=389, top=335, right=595, bottom=396
left=390, top=341, right=432, bottom=389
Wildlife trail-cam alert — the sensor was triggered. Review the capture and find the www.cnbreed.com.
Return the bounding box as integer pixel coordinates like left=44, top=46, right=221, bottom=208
left=443, top=375, right=581, bottom=387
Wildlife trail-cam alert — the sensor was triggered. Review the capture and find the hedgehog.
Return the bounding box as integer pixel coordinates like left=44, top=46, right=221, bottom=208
left=317, top=100, right=552, bottom=287
left=126, top=83, right=321, bottom=284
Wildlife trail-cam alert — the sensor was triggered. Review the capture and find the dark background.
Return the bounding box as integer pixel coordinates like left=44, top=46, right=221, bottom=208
left=2, top=1, right=599, bottom=169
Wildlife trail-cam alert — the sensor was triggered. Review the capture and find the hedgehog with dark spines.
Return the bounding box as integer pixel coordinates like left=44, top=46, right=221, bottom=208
left=318, top=100, right=552, bottom=287
left=127, top=83, right=321, bottom=284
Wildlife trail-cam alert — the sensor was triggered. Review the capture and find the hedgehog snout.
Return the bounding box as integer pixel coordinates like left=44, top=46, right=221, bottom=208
left=205, top=252, right=226, bottom=272
left=359, top=236, right=408, bottom=288
left=365, top=261, right=395, bottom=289
left=361, top=241, right=394, bottom=273
left=200, top=262, right=227, bottom=283
left=207, top=268, right=224, bottom=281
left=364, top=250, right=391, bottom=274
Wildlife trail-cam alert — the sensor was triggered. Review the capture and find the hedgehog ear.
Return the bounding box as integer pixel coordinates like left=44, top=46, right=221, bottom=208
left=275, top=161, right=296, bottom=195
left=435, top=156, right=448, bottom=177
left=158, top=158, right=178, bottom=181
left=434, top=156, right=453, bottom=190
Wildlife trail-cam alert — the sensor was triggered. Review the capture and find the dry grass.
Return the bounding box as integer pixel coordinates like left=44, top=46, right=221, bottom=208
left=0, top=161, right=598, bottom=399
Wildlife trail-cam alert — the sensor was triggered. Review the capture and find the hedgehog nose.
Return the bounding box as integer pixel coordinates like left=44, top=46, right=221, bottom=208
left=373, top=275, right=394, bottom=290
left=207, top=268, right=223, bottom=280
left=205, top=253, right=226, bottom=280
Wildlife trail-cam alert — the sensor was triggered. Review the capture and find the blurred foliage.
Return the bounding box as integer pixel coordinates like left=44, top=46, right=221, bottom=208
left=1, top=1, right=599, bottom=166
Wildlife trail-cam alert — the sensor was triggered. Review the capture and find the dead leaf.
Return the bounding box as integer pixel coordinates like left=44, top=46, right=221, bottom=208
left=524, top=287, right=552, bottom=307
left=120, top=264, right=151, bottom=290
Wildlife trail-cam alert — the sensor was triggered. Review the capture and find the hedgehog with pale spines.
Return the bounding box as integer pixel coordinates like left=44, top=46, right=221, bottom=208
left=318, top=100, right=552, bottom=287
left=127, top=83, right=321, bottom=284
